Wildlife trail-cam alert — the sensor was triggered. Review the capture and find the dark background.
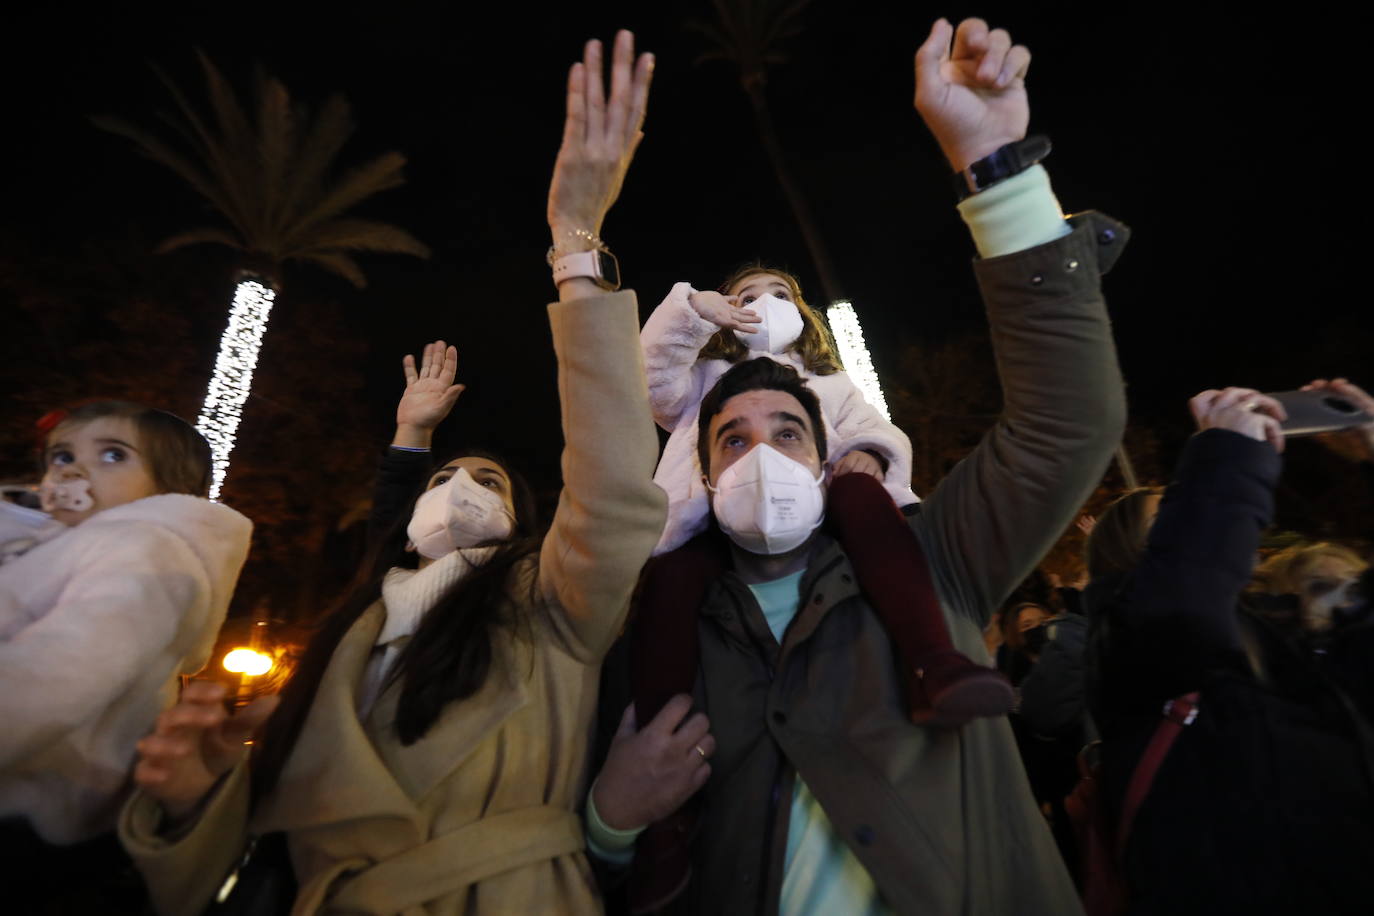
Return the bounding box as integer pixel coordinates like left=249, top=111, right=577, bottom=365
left=2, top=3, right=1367, bottom=626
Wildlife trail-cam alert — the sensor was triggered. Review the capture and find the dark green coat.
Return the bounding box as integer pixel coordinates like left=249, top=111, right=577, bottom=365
left=688, top=214, right=1129, bottom=915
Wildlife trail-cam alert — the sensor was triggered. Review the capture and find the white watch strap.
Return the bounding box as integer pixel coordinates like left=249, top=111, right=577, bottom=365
left=551, top=250, right=601, bottom=286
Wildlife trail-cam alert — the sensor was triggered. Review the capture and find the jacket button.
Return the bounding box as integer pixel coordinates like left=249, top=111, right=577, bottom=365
left=1029, top=273, right=1044, bottom=286
left=855, top=825, right=876, bottom=846
left=1098, top=228, right=1116, bottom=244
left=1065, top=258, right=1080, bottom=272
left=772, top=711, right=787, bottom=725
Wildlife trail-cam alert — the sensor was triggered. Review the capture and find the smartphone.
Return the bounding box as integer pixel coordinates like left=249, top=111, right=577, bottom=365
left=1266, top=389, right=1374, bottom=436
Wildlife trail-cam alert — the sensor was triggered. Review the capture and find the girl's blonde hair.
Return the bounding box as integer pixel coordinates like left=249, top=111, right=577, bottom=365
left=1085, top=487, right=1166, bottom=580
left=697, top=264, right=841, bottom=376
left=1256, top=541, right=1368, bottom=596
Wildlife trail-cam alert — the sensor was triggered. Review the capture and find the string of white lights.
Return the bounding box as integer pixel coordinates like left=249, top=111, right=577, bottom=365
left=196, top=279, right=276, bottom=500
left=826, top=300, right=891, bottom=421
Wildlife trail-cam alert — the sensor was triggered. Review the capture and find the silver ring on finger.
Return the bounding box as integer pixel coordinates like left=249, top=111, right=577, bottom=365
left=694, top=744, right=707, bottom=759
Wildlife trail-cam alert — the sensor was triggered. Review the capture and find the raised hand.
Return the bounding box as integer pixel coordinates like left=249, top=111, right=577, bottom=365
left=548, top=30, right=654, bottom=247
left=914, top=18, right=1032, bottom=171
left=591, top=695, right=714, bottom=831
left=133, top=681, right=280, bottom=821
left=1303, top=377, right=1374, bottom=462
left=688, top=290, right=761, bottom=333
left=1189, top=387, right=1287, bottom=454
left=395, top=340, right=465, bottom=449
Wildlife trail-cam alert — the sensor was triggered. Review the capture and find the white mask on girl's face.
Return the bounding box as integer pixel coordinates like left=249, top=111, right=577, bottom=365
left=734, top=293, right=804, bottom=355
left=706, top=444, right=825, bottom=555
left=406, top=468, right=515, bottom=559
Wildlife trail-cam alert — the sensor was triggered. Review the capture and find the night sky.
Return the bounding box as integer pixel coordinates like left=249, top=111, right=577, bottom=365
left=2, top=4, right=1368, bottom=591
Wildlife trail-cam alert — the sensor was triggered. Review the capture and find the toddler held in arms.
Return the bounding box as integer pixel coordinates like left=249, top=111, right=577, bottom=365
left=0, top=401, right=251, bottom=846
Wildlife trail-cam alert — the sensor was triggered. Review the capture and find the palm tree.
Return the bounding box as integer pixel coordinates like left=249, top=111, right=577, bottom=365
left=691, top=0, right=840, bottom=301
left=693, top=0, right=894, bottom=419
left=93, top=52, right=430, bottom=498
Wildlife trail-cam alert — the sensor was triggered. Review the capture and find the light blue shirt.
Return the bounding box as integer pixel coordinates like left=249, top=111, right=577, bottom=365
left=748, top=571, right=892, bottom=916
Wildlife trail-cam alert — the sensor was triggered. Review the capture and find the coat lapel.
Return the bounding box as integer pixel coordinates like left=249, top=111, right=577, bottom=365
left=369, top=634, right=532, bottom=804
left=257, top=602, right=421, bottom=835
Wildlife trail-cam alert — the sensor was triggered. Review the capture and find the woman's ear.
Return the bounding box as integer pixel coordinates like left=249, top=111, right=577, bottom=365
left=404, top=540, right=418, bottom=554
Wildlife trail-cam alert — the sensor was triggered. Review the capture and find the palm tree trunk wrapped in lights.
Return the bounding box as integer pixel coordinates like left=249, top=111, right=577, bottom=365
left=197, top=277, right=276, bottom=499
left=94, top=53, right=429, bottom=499
left=826, top=300, right=891, bottom=422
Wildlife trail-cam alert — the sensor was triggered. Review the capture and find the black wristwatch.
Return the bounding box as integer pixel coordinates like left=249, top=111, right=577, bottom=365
left=953, top=135, right=1052, bottom=202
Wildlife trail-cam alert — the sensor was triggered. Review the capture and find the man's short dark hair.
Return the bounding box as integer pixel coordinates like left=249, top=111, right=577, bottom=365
left=696, top=357, right=828, bottom=477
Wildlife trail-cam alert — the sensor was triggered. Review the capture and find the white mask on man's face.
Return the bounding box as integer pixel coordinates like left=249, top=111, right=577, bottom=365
left=706, top=443, right=824, bottom=555
left=406, top=468, right=514, bottom=559
left=734, top=293, right=804, bottom=355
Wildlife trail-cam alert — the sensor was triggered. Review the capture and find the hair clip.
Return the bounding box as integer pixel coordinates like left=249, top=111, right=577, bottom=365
left=35, top=409, right=68, bottom=434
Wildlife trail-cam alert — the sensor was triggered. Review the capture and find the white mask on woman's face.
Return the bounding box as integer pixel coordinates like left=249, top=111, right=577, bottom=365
left=406, top=468, right=515, bottom=559
left=734, top=293, right=804, bottom=355
left=706, top=443, right=824, bottom=555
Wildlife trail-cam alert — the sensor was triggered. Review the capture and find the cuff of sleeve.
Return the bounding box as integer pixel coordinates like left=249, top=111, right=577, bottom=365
left=585, top=779, right=644, bottom=864
left=672, top=282, right=720, bottom=340
left=957, top=165, right=1070, bottom=259
left=388, top=445, right=431, bottom=453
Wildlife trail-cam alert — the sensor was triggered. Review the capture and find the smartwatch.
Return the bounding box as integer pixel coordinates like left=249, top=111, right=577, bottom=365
left=550, top=248, right=621, bottom=291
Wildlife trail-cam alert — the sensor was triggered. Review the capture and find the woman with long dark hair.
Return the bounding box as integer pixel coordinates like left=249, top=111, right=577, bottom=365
left=119, top=31, right=665, bottom=915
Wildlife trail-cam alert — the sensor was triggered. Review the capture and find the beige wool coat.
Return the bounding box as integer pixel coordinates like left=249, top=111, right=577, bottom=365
left=120, top=290, right=667, bottom=915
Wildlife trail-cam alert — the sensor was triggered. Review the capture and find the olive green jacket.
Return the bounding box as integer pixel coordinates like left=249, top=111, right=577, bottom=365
left=689, top=215, right=1128, bottom=915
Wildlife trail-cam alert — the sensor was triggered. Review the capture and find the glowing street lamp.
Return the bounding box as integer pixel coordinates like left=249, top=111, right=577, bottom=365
left=222, top=647, right=273, bottom=677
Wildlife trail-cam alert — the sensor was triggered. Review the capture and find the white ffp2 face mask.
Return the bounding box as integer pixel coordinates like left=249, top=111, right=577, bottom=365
left=734, top=293, right=804, bottom=355
left=706, top=443, right=824, bottom=555
left=406, top=468, right=515, bottom=559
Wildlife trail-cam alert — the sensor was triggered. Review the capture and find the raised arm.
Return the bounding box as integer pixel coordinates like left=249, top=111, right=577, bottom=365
left=538, top=31, right=667, bottom=661
left=367, top=340, right=466, bottom=545
left=1093, top=391, right=1284, bottom=714
left=909, top=18, right=1127, bottom=622
left=641, top=284, right=759, bottom=431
